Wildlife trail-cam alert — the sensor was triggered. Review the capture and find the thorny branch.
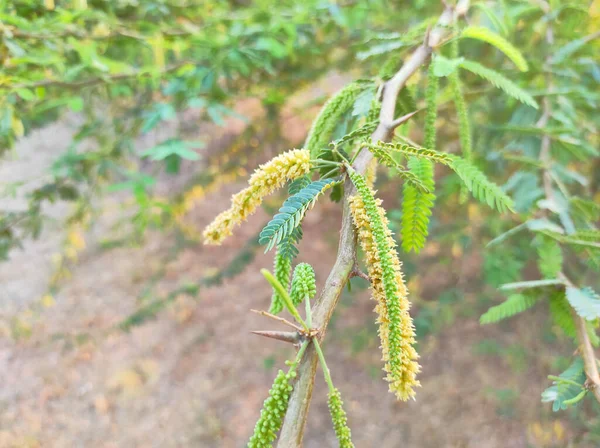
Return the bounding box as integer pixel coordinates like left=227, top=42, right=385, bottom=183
left=277, top=2, right=470, bottom=446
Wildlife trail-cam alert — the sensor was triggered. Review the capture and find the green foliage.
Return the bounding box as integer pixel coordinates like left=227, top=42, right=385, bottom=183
left=1, top=0, right=371, bottom=260
left=570, top=197, right=600, bottom=222
left=368, top=141, right=452, bottom=165
left=566, top=287, right=600, bottom=321
left=305, top=83, right=367, bottom=158
left=457, top=60, right=538, bottom=109
left=445, top=155, right=514, bottom=213
left=369, top=141, right=514, bottom=212
left=288, top=176, right=312, bottom=195
left=448, top=30, right=472, bottom=170
left=331, top=122, right=378, bottom=148
left=269, top=251, right=292, bottom=315
left=422, top=61, right=439, bottom=152
left=535, top=236, right=563, bottom=279
left=262, top=269, right=307, bottom=329
left=549, top=291, right=577, bottom=340
left=541, top=358, right=587, bottom=412
left=290, top=263, right=317, bottom=307
left=328, top=388, right=354, bottom=448
left=483, top=249, right=524, bottom=288
left=259, top=179, right=338, bottom=252
left=401, top=62, right=437, bottom=253
left=550, top=34, right=598, bottom=65
left=460, top=26, right=529, bottom=71
left=276, top=227, right=303, bottom=262
left=480, top=293, right=541, bottom=324
left=370, top=150, right=430, bottom=194
left=401, top=159, right=436, bottom=254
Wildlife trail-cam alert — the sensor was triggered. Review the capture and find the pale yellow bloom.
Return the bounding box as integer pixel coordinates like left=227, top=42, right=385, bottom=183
left=349, top=193, right=420, bottom=401
left=203, top=149, right=311, bottom=245
left=364, top=158, right=378, bottom=188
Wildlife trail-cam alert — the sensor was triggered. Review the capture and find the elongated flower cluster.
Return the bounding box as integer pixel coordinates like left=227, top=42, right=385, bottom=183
left=305, top=83, right=364, bottom=158
left=290, top=263, right=316, bottom=306
left=269, top=251, right=292, bottom=314
left=203, top=149, right=311, bottom=245
left=328, top=388, right=354, bottom=448
left=247, top=368, right=296, bottom=448
left=348, top=169, right=420, bottom=401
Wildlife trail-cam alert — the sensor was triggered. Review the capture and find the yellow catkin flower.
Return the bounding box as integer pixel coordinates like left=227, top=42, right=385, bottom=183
left=364, top=158, right=378, bottom=188
left=203, top=149, right=311, bottom=244
left=348, top=189, right=420, bottom=401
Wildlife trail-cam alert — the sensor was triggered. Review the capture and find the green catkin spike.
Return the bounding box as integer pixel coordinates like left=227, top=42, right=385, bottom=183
left=366, top=96, right=381, bottom=124
left=247, top=369, right=294, bottom=448
left=305, top=83, right=364, bottom=158
left=247, top=343, right=306, bottom=448
left=314, top=340, right=354, bottom=447
left=328, top=388, right=354, bottom=448
left=401, top=61, right=438, bottom=253
left=269, top=249, right=292, bottom=314
left=347, top=167, right=420, bottom=401
left=449, top=25, right=472, bottom=203
left=289, top=263, right=316, bottom=306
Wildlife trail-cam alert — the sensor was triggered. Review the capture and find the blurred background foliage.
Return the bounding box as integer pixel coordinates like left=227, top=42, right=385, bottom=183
left=1, top=0, right=600, bottom=446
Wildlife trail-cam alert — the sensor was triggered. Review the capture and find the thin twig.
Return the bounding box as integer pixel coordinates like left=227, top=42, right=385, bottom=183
left=277, top=2, right=469, bottom=445
left=350, top=268, right=370, bottom=282
left=250, top=309, right=304, bottom=332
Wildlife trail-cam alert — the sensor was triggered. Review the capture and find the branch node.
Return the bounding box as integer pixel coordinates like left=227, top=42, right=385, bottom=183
left=350, top=267, right=370, bottom=282
left=250, top=309, right=304, bottom=332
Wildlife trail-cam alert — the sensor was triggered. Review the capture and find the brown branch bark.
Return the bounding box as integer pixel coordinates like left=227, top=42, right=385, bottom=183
left=277, top=2, right=469, bottom=445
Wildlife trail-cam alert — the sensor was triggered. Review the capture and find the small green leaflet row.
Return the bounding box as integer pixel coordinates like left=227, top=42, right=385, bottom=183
left=259, top=178, right=339, bottom=251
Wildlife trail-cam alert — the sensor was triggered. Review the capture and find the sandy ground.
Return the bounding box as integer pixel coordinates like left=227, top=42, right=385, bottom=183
left=0, top=78, right=596, bottom=448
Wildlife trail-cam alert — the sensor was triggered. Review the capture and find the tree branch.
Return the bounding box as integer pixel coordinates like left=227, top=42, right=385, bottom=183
left=277, top=2, right=469, bottom=445
left=573, top=307, right=600, bottom=402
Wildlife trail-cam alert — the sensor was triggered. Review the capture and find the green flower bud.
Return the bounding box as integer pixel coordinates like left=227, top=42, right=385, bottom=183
left=328, top=388, right=354, bottom=448
left=269, top=250, right=292, bottom=315
left=290, top=263, right=317, bottom=306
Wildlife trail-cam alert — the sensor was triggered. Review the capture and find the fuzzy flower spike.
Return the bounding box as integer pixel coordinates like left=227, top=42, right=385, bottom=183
left=203, top=149, right=311, bottom=245
left=347, top=166, right=420, bottom=401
